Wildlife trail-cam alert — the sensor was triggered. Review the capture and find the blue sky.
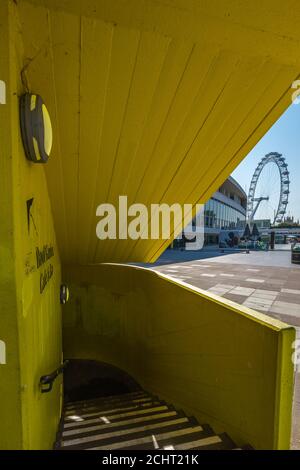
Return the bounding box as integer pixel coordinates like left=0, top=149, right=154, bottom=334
left=232, top=103, right=300, bottom=221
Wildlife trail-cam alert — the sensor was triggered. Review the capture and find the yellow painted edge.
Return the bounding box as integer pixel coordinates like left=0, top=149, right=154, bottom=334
left=273, top=327, right=296, bottom=449
left=42, top=103, right=52, bottom=155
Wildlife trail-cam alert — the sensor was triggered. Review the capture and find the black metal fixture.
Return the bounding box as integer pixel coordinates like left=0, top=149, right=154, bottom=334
left=39, top=360, right=69, bottom=393
left=20, top=93, right=52, bottom=163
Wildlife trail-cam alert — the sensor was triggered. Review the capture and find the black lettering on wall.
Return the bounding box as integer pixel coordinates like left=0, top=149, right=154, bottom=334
left=36, top=245, right=54, bottom=269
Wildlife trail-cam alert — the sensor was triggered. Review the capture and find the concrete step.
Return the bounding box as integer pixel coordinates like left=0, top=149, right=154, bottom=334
left=65, top=396, right=158, bottom=419
left=64, top=403, right=172, bottom=426
left=64, top=409, right=183, bottom=436
left=86, top=424, right=213, bottom=450
left=57, top=391, right=244, bottom=450
left=65, top=391, right=149, bottom=412
left=62, top=416, right=200, bottom=449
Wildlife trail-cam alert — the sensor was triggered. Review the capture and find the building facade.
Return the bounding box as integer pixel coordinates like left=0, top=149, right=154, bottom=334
left=203, top=176, right=247, bottom=245
left=173, top=176, right=247, bottom=248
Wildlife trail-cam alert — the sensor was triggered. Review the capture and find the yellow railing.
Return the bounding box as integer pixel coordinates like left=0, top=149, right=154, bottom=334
left=63, top=263, right=295, bottom=449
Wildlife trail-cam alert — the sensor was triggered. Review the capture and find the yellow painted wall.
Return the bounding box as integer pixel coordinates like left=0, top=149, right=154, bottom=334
left=0, top=0, right=23, bottom=449
left=63, top=264, right=295, bottom=450
left=0, top=1, right=62, bottom=449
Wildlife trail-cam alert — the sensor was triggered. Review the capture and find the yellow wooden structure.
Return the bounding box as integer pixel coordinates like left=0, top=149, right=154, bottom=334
left=0, top=0, right=299, bottom=449
left=63, top=264, right=295, bottom=450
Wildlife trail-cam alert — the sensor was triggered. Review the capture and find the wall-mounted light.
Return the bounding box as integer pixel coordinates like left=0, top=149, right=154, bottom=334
left=20, top=93, right=52, bottom=163
left=60, top=285, right=69, bottom=304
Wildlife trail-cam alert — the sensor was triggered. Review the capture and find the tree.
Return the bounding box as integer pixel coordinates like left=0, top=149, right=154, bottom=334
left=274, top=222, right=300, bottom=229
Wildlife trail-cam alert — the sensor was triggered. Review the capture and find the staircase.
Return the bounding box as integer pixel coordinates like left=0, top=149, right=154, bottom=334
left=56, top=390, right=240, bottom=450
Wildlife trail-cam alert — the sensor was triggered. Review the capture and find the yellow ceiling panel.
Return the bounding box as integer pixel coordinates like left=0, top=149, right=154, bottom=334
left=17, top=0, right=300, bottom=264
left=49, top=11, right=81, bottom=264
left=77, top=16, right=113, bottom=266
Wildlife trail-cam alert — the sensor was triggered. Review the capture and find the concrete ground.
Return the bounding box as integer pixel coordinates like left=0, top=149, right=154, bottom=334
left=133, top=247, right=300, bottom=449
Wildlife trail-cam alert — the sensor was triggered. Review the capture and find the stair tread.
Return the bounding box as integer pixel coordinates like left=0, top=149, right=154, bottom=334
left=65, top=391, right=147, bottom=409
left=63, top=410, right=182, bottom=438
left=64, top=404, right=172, bottom=425
left=64, top=401, right=163, bottom=428
left=56, top=391, right=247, bottom=450
left=63, top=407, right=183, bottom=434
left=124, top=433, right=223, bottom=451
left=62, top=418, right=202, bottom=449
left=63, top=415, right=189, bottom=440
left=86, top=425, right=210, bottom=450
left=176, top=433, right=236, bottom=450
left=64, top=398, right=160, bottom=420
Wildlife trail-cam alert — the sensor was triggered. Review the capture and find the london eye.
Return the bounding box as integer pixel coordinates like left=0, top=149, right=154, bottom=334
left=247, top=152, right=290, bottom=225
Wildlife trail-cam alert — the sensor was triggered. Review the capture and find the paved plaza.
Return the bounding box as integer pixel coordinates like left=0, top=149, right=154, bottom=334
left=134, top=247, right=300, bottom=449
left=151, top=251, right=300, bottom=327
left=138, top=248, right=300, bottom=325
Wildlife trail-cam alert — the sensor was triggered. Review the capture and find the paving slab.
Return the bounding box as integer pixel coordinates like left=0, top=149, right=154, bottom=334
left=277, top=293, right=300, bottom=304
left=229, top=287, right=256, bottom=296
left=270, top=301, right=300, bottom=317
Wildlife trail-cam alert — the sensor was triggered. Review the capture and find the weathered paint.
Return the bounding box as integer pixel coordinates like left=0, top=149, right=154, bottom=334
left=0, top=1, right=62, bottom=449
left=63, top=264, right=295, bottom=450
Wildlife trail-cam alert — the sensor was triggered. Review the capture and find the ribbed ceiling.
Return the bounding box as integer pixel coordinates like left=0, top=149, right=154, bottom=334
left=18, top=0, right=300, bottom=263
